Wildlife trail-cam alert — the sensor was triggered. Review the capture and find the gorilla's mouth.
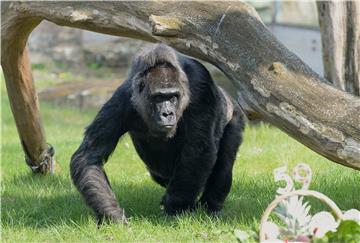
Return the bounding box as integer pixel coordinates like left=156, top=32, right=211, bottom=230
left=161, top=124, right=175, bottom=130
left=157, top=123, right=175, bottom=132
left=148, top=123, right=177, bottom=139
left=151, top=117, right=177, bottom=137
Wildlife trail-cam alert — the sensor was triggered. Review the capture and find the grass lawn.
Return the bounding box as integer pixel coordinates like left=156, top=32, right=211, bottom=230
left=1, top=73, right=359, bottom=242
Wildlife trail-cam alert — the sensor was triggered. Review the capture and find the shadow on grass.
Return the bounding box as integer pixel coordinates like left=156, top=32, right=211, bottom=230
left=2, top=171, right=359, bottom=229
left=2, top=173, right=269, bottom=229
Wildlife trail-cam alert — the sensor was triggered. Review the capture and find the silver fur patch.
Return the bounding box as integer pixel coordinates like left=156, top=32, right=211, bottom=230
left=218, top=87, right=233, bottom=124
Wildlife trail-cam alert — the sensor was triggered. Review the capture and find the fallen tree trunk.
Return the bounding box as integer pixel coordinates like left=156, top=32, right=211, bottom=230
left=316, top=1, right=360, bottom=96
left=1, top=1, right=359, bottom=170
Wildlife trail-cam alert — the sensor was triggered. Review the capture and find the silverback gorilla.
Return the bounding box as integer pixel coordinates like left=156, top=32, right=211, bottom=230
left=70, top=44, right=245, bottom=224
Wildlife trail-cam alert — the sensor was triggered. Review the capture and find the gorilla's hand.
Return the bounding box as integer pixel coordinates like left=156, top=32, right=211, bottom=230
left=161, top=193, right=195, bottom=215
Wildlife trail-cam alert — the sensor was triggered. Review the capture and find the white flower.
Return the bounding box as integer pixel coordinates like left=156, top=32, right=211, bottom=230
left=309, top=212, right=338, bottom=238
left=343, top=209, right=360, bottom=223
left=263, top=221, right=280, bottom=240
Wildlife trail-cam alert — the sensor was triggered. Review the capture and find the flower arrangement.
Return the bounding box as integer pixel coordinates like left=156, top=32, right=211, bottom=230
left=259, top=163, right=360, bottom=242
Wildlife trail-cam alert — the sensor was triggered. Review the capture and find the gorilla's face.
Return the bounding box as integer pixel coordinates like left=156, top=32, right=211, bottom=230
left=148, top=64, right=180, bottom=130
left=132, top=63, right=190, bottom=138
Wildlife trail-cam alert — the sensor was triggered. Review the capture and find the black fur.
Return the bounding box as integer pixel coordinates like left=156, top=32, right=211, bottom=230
left=70, top=44, right=245, bottom=223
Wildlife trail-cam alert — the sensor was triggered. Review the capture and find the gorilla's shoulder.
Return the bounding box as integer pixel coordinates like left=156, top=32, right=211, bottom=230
left=178, top=55, right=213, bottom=84
left=110, top=79, right=133, bottom=105
left=177, top=55, right=220, bottom=107
left=115, top=79, right=132, bottom=94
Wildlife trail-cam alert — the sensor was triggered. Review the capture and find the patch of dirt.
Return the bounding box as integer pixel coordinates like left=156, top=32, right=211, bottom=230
left=38, top=78, right=125, bottom=110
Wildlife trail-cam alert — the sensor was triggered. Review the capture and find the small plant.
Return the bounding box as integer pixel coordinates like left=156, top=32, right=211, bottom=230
left=31, top=63, right=46, bottom=70
left=273, top=195, right=312, bottom=238
left=314, top=220, right=360, bottom=243
left=87, top=62, right=102, bottom=70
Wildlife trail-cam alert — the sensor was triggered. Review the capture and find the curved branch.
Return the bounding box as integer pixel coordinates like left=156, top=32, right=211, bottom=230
left=2, top=1, right=359, bottom=170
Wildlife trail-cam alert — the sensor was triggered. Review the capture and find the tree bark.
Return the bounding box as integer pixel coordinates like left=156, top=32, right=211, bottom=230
left=1, top=6, right=55, bottom=173
left=317, top=1, right=360, bottom=96
left=1, top=1, right=359, bottom=170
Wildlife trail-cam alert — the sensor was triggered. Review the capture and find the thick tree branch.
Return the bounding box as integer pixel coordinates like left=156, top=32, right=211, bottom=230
left=1, top=5, right=55, bottom=173
left=1, top=1, right=359, bottom=170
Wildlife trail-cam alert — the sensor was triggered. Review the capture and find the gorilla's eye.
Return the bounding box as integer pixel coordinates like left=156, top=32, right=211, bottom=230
left=170, top=96, right=178, bottom=103
left=138, top=81, right=145, bottom=93
left=152, top=95, right=164, bottom=103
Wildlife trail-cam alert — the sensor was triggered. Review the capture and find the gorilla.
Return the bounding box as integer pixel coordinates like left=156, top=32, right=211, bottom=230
left=70, top=44, right=245, bottom=224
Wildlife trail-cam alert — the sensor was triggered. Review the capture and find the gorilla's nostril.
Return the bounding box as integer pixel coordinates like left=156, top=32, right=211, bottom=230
left=162, top=112, right=174, bottom=118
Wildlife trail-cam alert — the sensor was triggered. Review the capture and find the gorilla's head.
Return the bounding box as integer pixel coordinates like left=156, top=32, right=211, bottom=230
left=130, top=44, right=190, bottom=138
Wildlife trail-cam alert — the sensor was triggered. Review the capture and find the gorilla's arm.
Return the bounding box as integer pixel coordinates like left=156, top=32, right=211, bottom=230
left=163, top=110, right=217, bottom=214
left=70, top=83, right=132, bottom=224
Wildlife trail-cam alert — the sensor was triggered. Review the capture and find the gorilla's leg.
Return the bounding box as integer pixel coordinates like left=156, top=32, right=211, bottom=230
left=199, top=108, right=244, bottom=212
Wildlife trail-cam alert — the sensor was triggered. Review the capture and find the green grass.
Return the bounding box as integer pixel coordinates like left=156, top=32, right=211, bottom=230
left=1, top=74, right=359, bottom=242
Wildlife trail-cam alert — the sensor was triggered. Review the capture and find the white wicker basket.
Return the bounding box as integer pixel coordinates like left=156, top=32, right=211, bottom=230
left=259, top=189, right=344, bottom=242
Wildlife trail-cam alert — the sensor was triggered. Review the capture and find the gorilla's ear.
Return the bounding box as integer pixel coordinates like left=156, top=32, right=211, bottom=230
left=138, top=81, right=145, bottom=93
